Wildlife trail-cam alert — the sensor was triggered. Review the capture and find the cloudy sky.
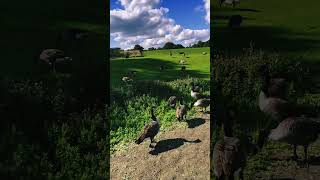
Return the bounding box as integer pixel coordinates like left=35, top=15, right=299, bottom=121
left=110, top=0, right=210, bottom=50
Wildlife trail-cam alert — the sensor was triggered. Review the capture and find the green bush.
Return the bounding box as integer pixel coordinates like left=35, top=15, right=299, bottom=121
left=109, top=78, right=209, bottom=153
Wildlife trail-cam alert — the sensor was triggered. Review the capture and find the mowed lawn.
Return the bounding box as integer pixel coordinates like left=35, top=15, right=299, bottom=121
left=110, top=47, right=210, bottom=87
left=212, top=0, right=320, bottom=64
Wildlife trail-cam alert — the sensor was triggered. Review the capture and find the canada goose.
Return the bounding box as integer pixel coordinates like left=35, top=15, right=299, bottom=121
left=191, top=86, right=202, bottom=99
left=268, top=116, right=320, bottom=165
left=61, top=28, right=89, bottom=41
left=168, top=96, right=177, bottom=108
left=176, top=101, right=187, bottom=121
left=179, top=52, right=185, bottom=56
left=129, top=70, right=137, bottom=77
left=179, top=59, right=186, bottom=64
left=122, top=76, right=133, bottom=83
left=190, top=82, right=201, bottom=92
left=135, top=106, right=160, bottom=148
left=39, top=49, right=72, bottom=73
left=219, top=0, right=239, bottom=8
left=194, top=98, right=210, bottom=112
left=213, top=110, right=251, bottom=180
left=259, top=65, right=288, bottom=99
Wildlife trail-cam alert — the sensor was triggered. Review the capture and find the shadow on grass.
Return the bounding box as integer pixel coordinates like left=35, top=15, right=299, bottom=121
left=308, top=156, right=320, bottom=166
left=213, top=26, right=320, bottom=54
left=111, top=58, right=208, bottom=86
left=149, top=138, right=201, bottom=155
left=187, top=118, right=205, bottom=128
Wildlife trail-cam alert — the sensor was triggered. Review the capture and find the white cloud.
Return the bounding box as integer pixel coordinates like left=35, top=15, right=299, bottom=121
left=110, top=0, right=210, bottom=49
left=204, top=0, right=210, bottom=24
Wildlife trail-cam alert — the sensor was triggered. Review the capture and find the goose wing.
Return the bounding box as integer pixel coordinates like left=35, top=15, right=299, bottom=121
left=269, top=117, right=320, bottom=144
left=140, top=121, right=159, bottom=139
left=40, top=49, right=65, bottom=60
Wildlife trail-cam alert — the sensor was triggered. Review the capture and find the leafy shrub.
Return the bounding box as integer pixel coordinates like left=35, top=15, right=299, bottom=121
left=109, top=78, right=209, bottom=153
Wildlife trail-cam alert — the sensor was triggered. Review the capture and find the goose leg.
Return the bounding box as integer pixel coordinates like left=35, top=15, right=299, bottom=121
left=149, top=137, right=155, bottom=148
left=304, top=145, right=309, bottom=167
left=293, top=144, right=298, bottom=160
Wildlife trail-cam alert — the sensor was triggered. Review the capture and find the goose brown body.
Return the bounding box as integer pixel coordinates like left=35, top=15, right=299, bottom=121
left=168, top=96, right=177, bottom=108
left=135, top=107, right=160, bottom=148
left=176, top=104, right=187, bottom=121
left=269, top=117, right=320, bottom=161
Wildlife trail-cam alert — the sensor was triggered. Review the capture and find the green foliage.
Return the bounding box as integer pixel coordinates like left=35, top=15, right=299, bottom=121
left=162, top=42, right=185, bottom=49
left=109, top=78, right=209, bottom=153
left=0, top=76, right=108, bottom=179
left=191, top=40, right=210, bottom=48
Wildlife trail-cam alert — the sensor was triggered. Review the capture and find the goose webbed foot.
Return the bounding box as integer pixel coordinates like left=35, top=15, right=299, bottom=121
left=149, top=143, right=155, bottom=148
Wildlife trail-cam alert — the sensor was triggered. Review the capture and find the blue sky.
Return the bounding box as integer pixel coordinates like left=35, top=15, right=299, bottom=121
left=110, top=0, right=210, bottom=49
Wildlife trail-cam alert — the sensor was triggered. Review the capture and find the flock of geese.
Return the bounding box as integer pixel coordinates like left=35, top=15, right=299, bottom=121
left=135, top=82, right=210, bottom=148
left=213, top=66, right=320, bottom=179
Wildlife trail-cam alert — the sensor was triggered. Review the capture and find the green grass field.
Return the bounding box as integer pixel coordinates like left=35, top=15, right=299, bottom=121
left=110, top=47, right=210, bottom=153
left=212, top=0, right=320, bottom=64
left=110, top=47, right=210, bottom=87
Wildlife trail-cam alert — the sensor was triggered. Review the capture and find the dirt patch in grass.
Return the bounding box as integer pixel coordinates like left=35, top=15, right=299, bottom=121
left=110, top=113, right=210, bottom=180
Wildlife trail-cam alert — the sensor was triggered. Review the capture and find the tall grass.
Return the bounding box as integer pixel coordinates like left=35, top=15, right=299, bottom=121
left=109, top=78, right=210, bottom=153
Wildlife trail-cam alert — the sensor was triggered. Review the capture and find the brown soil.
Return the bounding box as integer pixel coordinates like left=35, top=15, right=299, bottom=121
left=110, top=113, right=210, bottom=180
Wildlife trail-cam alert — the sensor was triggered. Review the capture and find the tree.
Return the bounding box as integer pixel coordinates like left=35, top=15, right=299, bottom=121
left=163, top=42, right=176, bottom=49
left=162, top=42, right=185, bottom=49
left=148, top=47, right=156, bottom=51
left=133, top=44, right=144, bottom=51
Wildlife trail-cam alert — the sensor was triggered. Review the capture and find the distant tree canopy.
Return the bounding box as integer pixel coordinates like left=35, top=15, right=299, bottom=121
left=148, top=47, right=156, bottom=51
left=110, top=47, right=122, bottom=58
left=191, top=40, right=210, bottom=48
left=162, top=42, right=185, bottom=49
left=133, top=44, right=144, bottom=51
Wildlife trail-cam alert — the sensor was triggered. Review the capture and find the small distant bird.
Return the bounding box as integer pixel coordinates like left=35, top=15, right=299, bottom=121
left=176, top=101, right=187, bottom=121
left=122, top=76, right=133, bottom=83
left=62, top=28, right=89, bottom=41
left=168, top=96, right=177, bottom=108
left=181, top=66, right=186, bottom=71
left=194, top=98, right=210, bottom=112
left=179, top=59, right=186, bottom=64
left=39, top=49, right=72, bottom=73
left=268, top=116, right=320, bottom=165
left=130, top=70, right=138, bottom=77
left=135, top=106, right=160, bottom=148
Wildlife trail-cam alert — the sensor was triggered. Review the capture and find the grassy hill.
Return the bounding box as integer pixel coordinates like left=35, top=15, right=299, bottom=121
left=110, top=47, right=210, bottom=153
left=212, top=0, right=320, bottom=63
left=111, top=47, right=210, bottom=87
